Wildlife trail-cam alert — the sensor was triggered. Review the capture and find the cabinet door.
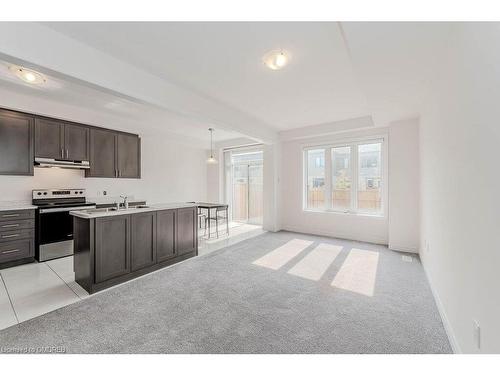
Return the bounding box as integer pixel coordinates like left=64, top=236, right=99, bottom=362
left=157, top=210, right=176, bottom=262
left=131, top=212, right=157, bottom=271
left=87, top=128, right=116, bottom=177
left=176, top=207, right=197, bottom=255
left=64, top=124, right=89, bottom=161
left=117, top=133, right=140, bottom=178
left=35, top=118, right=64, bottom=159
left=95, top=215, right=131, bottom=283
left=0, top=110, right=34, bottom=176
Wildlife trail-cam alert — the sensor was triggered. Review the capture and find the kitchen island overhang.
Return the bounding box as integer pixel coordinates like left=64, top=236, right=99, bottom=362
left=71, top=203, right=198, bottom=294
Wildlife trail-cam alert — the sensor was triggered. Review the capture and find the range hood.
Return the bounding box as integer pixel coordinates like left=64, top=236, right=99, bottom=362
left=35, top=157, right=90, bottom=169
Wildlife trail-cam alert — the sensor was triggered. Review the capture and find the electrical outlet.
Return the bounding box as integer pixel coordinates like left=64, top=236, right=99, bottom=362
left=473, top=320, right=481, bottom=350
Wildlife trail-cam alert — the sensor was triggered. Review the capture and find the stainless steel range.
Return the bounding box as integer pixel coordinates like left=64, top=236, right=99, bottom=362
left=33, top=189, right=96, bottom=262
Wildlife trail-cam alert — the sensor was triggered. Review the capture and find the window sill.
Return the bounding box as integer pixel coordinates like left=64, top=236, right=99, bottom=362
left=302, top=208, right=385, bottom=219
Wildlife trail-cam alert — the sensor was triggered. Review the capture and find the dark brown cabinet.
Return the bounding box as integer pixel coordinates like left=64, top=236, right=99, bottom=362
left=95, top=215, right=131, bottom=283
left=75, top=207, right=197, bottom=294
left=131, top=212, right=157, bottom=271
left=65, top=123, right=89, bottom=161
left=0, top=107, right=140, bottom=177
left=176, top=207, right=197, bottom=255
left=35, top=118, right=89, bottom=161
left=0, top=209, right=35, bottom=265
left=87, top=128, right=116, bottom=177
left=35, top=118, right=64, bottom=159
left=117, top=133, right=140, bottom=178
left=87, top=128, right=140, bottom=178
left=0, top=109, right=34, bottom=176
left=157, top=210, right=176, bottom=262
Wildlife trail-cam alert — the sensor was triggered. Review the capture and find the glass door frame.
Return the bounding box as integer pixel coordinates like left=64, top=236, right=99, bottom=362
left=223, top=146, right=264, bottom=225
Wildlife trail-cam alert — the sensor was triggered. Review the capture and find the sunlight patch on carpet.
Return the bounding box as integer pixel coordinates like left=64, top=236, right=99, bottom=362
left=331, top=248, right=379, bottom=297
left=287, top=243, right=342, bottom=281
left=252, top=239, right=313, bottom=270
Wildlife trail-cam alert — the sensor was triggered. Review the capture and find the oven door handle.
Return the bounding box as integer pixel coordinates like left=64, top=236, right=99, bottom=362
left=39, top=205, right=96, bottom=214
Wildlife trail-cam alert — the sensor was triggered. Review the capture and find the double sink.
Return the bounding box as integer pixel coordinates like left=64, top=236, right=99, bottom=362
left=86, top=205, right=150, bottom=214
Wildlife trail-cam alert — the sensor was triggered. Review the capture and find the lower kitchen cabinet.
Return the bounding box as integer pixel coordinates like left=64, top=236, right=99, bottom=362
left=177, top=207, right=197, bottom=255
left=74, top=207, right=198, bottom=294
left=157, top=209, right=176, bottom=262
left=95, top=215, right=131, bottom=283
left=0, top=209, right=36, bottom=267
left=131, top=211, right=157, bottom=271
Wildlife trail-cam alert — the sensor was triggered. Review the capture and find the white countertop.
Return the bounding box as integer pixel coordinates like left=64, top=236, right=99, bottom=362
left=89, top=196, right=147, bottom=206
left=70, top=202, right=197, bottom=219
left=0, top=201, right=37, bottom=211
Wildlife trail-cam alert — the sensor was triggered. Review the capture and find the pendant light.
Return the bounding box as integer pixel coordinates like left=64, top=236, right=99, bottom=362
left=206, top=128, right=218, bottom=164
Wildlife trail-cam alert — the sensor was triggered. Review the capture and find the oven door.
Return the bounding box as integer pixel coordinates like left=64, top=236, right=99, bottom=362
left=37, top=205, right=95, bottom=261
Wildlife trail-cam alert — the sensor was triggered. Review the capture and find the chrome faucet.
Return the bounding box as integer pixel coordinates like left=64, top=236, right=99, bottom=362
left=120, top=195, right=129, bottom=210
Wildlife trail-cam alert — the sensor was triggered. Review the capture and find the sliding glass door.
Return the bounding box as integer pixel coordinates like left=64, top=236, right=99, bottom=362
left=227, top=150, right=263, bottom=225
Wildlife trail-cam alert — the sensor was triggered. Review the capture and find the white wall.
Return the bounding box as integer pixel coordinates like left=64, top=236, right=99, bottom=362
left=279, top=129, right=389, bottom=244
left=420, top=23, right=500, bottom=353
left=388, top=119, right=420, bottom=253
left=0, top=96, right=208, bottom=205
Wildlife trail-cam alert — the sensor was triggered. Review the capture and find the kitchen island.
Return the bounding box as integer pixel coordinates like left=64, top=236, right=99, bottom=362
left=70, top=203, right=197, bottom=294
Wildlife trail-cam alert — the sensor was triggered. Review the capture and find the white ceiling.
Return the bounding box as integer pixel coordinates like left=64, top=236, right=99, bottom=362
left=0, top=59, right=241, bottom=142
left=44, top=22, right=369, bottom=130
left=0, top=22, right=454, bottom=143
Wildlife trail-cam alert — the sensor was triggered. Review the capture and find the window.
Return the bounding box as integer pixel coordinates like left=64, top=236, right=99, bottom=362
left=358, top=143, right=382, bottom=213
left=304, top=140, right=384, bottom=215
left=332, top=146, right=351, bottom=211
left=305, top=149, right=325, bottom=209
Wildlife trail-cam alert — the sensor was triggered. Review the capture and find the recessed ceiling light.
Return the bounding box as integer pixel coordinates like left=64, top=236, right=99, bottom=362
left=8, top=65, right=47, bottom=84
left=262, top=50, right=291, bottom=71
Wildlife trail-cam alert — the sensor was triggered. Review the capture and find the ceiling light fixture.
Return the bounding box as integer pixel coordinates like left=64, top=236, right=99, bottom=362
left=263, top=50, right=291, bottom=70
left=9, top=65, right=47, bottom=85
left=206, top=128, right=218, bottom=164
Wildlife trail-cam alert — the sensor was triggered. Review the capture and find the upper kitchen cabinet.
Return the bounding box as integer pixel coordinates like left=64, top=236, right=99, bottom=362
left=86, top=128, right=141, bottom=179
left=87, top=128, right=117, bottom=178
left=117, top=133, right=140, bottom=178
left=34, top=118, right=63, bottom=159
left=0, top=109, right=34, bottom=176
left=35, top=118, right=89, bottom=161
left=64, top=123, right=89, bottom=161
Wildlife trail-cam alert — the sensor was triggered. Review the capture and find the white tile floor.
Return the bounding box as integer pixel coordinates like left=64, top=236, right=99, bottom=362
left=0, top=257, right=89, bottom=331
left=198, top=221, right=265, bottom=256
left=0, top=221, right=265, bottom=331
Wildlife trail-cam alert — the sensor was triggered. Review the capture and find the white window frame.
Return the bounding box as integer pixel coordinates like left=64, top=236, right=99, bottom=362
left=303, top=136, right=387, bottom=217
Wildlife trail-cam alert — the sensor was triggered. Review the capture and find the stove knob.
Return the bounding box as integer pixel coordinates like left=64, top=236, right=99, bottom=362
left=80, top=191, right=84, bottom=194
left=37, top=192, right=42, bottom=196
left=43, top=192, right=48, bottom=195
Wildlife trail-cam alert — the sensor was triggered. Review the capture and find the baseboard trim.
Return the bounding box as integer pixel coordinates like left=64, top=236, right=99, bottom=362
left=422, top=261, right=461, bottom=353
left=388, top=243, right=419, bottom=254
left=280, top=225, right=388, bottom=245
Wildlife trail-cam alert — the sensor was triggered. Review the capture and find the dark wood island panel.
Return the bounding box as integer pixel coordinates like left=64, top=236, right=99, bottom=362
left=73, top=206, right=197, bottom=294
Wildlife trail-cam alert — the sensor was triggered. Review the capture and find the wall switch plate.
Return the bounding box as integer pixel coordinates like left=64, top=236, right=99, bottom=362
left=473, top=319, right=481, bottom=350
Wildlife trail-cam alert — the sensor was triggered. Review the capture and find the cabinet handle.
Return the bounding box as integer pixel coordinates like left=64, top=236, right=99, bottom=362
left=2, top=234, right=20, bottom=239
left=66, top=149, right=69, bottom=159
left=61, top=148, right=64, bottom=158
left=1, top=224, right=19, bottom=228
left=2, top=249, right=20, bottom=254
left=1, top=214, right=19, bottom=218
